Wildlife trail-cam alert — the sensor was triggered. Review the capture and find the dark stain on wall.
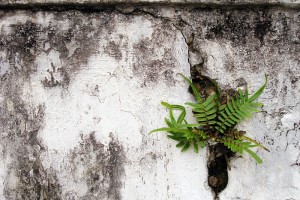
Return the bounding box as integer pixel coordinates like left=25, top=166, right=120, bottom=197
left=0, top=73, right=62, bottom=199
left=69, top=132, right=126, bottom=200
left=0, top=10, right=115, bottom=88
left=207, top=11, right=251, bottom=44
left=106, top=41, right=123, bottom=61
left=205, top=9, right=272, bottom=46
left=0, top=21, right=40, bottom=79
left=254, top=13, right=272, bottom=45
left=132, top=20, right=178, bottom=86
left=41, top=63, right=70, bottom=88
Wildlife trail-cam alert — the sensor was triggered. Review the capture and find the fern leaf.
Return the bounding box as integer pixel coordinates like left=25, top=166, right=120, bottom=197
left=169, top=109, right=176, bottom=124
left=241, top=136, right=270, bottom=152
left=199, top=141, right=207, bottom=148
left=165, top=118, right=174, bottom=128
left=232, top=98, right=238, bottom=110
left=215, top=76, right=267, bottom=133
left=181, top=142, right=190, bottom=152
left=186, top=94, right=218, bottom=127
left=244, top=148, right=263, bottom=164
left=176, top=141, right=186, bottom=148
left=219, top=104, right=226, bottom=110
left=215, top=126, right=224, bottom=133
left=161, top=102, right=186, bottom=124
left=205, top=100, right=217, bottom=111
left=227, top=101, right=234, bottom=113
left=161, top=101, right=171, bottom=107
left=237, top=89, right=244, bottom=103
left=193, top=142, right=199, bottom=153
left=229, top=114, right=239, bottom=123
left=222, top=138, right=263, bottom=164
left=203, top=94, right=216, bottom=107
left=176, top=124, right=202, bottom=128
left=150, top=101, right=209, bottom=153
left=155, top=128, right=194, bottom=139
left=177, top=110, right=186, bottom=124
left=167, top=135, right=185, bottom=141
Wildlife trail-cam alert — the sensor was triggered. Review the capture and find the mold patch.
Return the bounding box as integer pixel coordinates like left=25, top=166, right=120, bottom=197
left=41, top=63, right=70, bottom=88
left=0, top=10, right=115, bottom=87
left=254, top=14, right=272, bottom=45
left=69, top=132, right=126, bottom=200
left=0, top=77, right=62, bottom=199
left=205, top=10, right=252, bottom=45
left=132, top=20, right=178, bottom=86
left=1, top=21, right=41, bottom=78
left=105, top=41, right=123, bottom=61
left=190, top=9, right=272, bottom=46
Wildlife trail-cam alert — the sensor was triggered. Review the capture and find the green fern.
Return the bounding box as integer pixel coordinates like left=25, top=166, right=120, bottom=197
left=150, top=102, right=209, bottom=153
left=215, top=75, right=267, bottom=133
left=150, top=74, right=268, bottom=164
left=185, top=93, right=218, bottom=127
left=221, top=138, right=263, bottom=164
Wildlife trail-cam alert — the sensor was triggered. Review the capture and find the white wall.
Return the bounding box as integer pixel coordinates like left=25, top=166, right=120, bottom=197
left=0, top=6, right=299, bottom=200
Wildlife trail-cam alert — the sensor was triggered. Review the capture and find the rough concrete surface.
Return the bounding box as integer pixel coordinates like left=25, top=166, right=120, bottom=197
left=0, top=3, right=299, bottom=200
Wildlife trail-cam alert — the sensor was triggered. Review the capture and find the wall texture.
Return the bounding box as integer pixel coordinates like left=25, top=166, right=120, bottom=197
left=0, top=2, right=299, bottom=200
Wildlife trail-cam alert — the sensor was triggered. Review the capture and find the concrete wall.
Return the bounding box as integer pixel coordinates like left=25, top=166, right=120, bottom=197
left=0, top=2, right=299, bottom=200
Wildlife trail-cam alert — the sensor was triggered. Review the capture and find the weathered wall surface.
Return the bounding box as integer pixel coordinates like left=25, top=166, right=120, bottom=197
left=0, top=2, right=299, bottom=200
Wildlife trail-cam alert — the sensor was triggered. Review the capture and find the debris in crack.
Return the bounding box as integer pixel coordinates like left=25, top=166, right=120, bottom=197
left=190, top=62, right=237, bottom=199
left=207, top=143, right=234, bottom=199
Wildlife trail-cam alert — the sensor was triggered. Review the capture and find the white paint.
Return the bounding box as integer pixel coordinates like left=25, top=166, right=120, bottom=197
left=0, top=8, right=299, bottom=200
left=23, top=13, right=213, bottom=199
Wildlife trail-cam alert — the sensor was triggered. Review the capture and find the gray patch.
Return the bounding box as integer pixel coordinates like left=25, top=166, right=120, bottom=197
left=0, top=10, right=115, bottom=87
left=70, top=132, right=126, bottom=200
left=203, top=9, right=272, bottom=46
left=41, top=63, right=70, bottom=88
left=179, top=8, right=299, bottom=78
left=234, top=78, right=247, bottom=89
left=0, top=21, right=40, bottom=79
left=105, top=41, right=123, bottom=61
left=0, top=81, right=62, bottom=199
left=163, top=69, right=175, bottom=85
left=132, top=20, right=177, bottom=86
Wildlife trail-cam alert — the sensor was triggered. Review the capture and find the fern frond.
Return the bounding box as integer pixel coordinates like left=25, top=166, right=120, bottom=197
left=222, top=138, right=263, bottom=164
left=186, top=93, right=218, bottom=126
left=241, top=135, right=270, bottom=152
left=150, top=101, right=209, bottom=152
left=215, top=76, right=267, bottom=133
left=161, top=102, right=186, bottom=124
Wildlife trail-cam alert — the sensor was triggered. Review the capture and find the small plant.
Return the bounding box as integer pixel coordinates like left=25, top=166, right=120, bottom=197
left=150, top=73, right=269, bottom=164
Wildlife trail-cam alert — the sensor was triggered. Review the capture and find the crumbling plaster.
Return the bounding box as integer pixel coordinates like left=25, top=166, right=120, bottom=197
left=0, top=3, right=299, bottom=200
